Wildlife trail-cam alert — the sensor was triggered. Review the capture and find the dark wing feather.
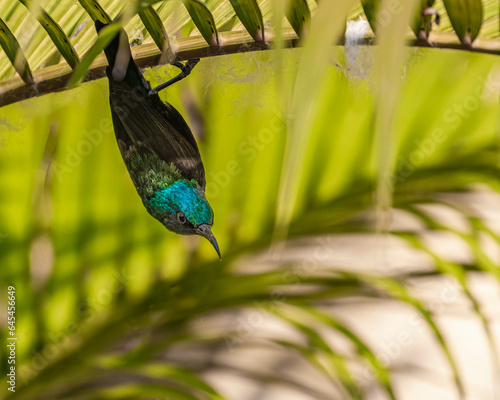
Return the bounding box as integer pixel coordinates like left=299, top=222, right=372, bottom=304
left=96, top=21, right=206, bottom=188
left=109, top=80, right=206, bottom=188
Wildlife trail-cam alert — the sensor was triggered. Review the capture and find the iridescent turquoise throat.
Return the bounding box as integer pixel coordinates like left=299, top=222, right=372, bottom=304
left=149, top=179, right=211, bottom=226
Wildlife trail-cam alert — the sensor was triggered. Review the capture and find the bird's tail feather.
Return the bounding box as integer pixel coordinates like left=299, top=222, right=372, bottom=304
left=95, top=21, right=149, bottom=92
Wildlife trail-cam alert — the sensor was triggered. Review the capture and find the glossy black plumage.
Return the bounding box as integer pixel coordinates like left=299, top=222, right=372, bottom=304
left=96, top=21, right=206, bottom=189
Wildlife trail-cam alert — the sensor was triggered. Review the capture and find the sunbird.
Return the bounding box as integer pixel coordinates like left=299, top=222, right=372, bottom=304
left=95, top=21, right=220, bottom=259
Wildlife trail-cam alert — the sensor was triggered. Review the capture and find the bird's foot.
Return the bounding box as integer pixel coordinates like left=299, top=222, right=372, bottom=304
left=148, top=58, right=201, bottom=96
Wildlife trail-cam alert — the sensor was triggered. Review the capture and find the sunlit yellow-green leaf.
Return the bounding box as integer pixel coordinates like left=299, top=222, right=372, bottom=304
left=0, top=18, right=32, bottom=83
left=77, top=0, right=112, bottom=23
left=286, top=0, right=311, bottom=37
left=228, top=0, right=265, bottom=41
left=360, top=0, right=379, bottom=33
left=138, top=5, right=171, bottom=51
left=18, top=0, right=80, bottom=69
left=442, top=0, right=483, bottom=44
left=182, top=0, right=219, bottom=46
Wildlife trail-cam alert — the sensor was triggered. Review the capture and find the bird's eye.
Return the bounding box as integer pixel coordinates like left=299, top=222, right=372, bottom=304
left=177, top=212, right=187, bottom=224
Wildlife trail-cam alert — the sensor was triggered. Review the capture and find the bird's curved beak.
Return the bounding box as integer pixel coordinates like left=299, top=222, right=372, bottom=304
left=195, top=224, right=221, bottom=260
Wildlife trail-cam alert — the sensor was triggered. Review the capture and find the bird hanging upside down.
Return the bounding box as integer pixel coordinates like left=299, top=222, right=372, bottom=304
left=95, top=21, right=220, bottom=259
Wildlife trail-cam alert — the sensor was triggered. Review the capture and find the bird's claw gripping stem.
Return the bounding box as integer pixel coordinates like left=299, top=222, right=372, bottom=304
left=148, top=58, right=200, bottom=96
